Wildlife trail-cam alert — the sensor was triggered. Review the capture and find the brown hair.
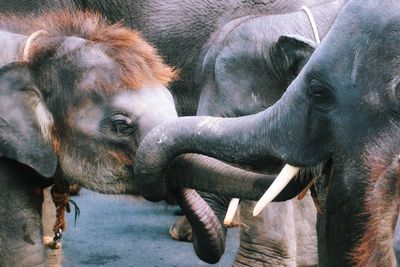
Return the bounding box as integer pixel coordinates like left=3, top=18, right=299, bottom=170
left=352, top=127, right=400, bottom=266
left=0, top=10, right=178, bottom=90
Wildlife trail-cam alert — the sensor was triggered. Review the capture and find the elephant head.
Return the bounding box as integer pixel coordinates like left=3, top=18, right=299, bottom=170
left=0, top=10, right=177, bottom=193
left=134, top=0, right=400, bottom=265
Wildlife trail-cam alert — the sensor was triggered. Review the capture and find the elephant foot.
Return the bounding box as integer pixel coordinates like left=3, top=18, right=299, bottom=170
left=169, top=216, right=193, bottom=242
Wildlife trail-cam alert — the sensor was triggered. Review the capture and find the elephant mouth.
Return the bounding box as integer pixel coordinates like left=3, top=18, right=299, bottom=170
left=229, top=160, right=285, bottom=175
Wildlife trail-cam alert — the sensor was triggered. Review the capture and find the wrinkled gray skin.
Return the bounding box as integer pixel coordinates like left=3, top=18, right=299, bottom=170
left=0, top=16, right=177, bottom=265
left=133, top=0, right=400, bottom=266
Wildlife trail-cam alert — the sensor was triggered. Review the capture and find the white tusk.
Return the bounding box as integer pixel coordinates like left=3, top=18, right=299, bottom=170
left=224, top=198, right=240, bottom=226
left=253, top=164, right=300, bottom=216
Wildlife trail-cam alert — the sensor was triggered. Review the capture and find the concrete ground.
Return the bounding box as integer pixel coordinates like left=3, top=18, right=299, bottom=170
left=56, top=189, right=239, bottom=267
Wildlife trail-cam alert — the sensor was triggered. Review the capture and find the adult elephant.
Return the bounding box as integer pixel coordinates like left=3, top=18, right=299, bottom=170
left=0, top=10, right=179, bottom=266
left=134, top=0, right=400, bottom=266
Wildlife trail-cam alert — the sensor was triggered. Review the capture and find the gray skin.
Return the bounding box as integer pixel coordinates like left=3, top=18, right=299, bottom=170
left=0, top=12, right=178, bottom=266
left=133, top=0, right=400, bottom=266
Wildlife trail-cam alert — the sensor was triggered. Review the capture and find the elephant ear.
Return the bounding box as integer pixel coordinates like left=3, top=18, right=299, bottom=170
left=0, top=61, right=57, bottom=177
left=271, top=34, right=316, bottom=78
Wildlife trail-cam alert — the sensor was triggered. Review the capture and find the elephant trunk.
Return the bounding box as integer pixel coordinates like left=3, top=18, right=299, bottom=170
left=177, top=188, right=226, bottom=264
left=171, top=154, right=308, bottom=201
left=170, top=153, right=310, bottom=264
left=134, top=79, right=321, bottom=202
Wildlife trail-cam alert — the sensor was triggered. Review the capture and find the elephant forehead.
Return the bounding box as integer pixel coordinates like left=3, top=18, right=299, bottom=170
left=111, top=88, right=177, bottom=118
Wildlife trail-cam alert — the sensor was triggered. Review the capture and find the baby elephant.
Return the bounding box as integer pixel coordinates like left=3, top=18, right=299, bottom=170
left=0, top=10, right=177, bottom=266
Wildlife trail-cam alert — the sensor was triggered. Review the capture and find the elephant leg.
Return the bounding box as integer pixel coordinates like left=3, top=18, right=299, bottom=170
left=234, top=196, right=317, bottom=267
left=292, top=193, right=318, bottom=267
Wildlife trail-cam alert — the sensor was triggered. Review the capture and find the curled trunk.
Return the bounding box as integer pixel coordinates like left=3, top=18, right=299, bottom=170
left=170, top=154, right=311, bottom=264
left=170, top=154, right=309, bottom=201
left=177, top=188, right=226, bottom=264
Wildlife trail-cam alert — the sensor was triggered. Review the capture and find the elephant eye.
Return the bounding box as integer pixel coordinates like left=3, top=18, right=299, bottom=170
left=309, top=80, right=335, bottom=111
left=101, top=114, right=135, bottom=137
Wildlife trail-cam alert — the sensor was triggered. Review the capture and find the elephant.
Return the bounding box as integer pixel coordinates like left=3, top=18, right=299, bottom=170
left=0, top=10, right=178, bottom=266
left=169, top=1, right=346, bottom=265
left=133, top=0, right=400, bottom=266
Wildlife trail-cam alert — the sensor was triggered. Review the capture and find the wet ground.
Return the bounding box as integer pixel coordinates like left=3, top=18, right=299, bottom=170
left=57, top=189, right=239, bottom=267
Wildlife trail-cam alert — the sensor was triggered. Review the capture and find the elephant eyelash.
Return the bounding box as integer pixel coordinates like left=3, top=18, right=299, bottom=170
left=112, top=120, right=135, bottom=135
left=100, top=114, right=136, bottom=137
left=308, top=79, right=336, bottom=111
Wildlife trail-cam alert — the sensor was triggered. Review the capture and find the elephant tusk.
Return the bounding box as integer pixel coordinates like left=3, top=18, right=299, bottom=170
left=253, top=164, right=300, bottom=216
left=224, top=198, right=240, bottom=226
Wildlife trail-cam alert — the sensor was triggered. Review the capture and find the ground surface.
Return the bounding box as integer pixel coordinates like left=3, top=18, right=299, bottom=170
left=57, top=189, right=239, bottom=267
